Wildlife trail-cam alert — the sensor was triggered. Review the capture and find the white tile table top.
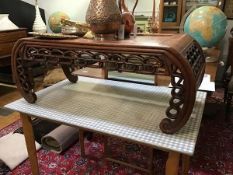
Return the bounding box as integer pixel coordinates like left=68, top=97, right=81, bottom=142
left=5, top=77, right=206, bottom=155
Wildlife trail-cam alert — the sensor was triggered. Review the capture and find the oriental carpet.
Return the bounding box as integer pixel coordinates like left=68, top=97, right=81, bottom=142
left=0, top=89, right=233, bottom=175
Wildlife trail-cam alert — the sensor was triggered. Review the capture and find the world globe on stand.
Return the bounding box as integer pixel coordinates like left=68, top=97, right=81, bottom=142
left=48, top=11, right=70, bottom=33
left=184, top=6, right=227, bottom=48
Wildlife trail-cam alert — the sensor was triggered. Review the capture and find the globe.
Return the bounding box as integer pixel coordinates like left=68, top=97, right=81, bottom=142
left=48, top=11, right=70, bottom=33
left=184, top=6, right=227, bottom=48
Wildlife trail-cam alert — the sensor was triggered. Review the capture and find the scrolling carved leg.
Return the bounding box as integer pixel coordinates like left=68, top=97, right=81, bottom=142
left=61, top=65, right=78, bottom=83
left=12, top=48, right=37, bottom=103
left=160, top=65, right=196, bottom=134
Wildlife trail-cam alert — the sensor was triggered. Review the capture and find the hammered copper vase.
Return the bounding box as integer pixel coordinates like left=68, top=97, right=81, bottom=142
left=86, top=0, right=122, bottom=35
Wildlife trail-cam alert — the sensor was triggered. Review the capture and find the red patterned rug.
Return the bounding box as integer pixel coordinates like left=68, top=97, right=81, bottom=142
left=1, top=89, right=233, bottom=175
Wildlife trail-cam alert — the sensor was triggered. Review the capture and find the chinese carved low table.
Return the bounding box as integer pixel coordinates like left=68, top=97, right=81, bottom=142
left=11, top=34, right=205, bottom=134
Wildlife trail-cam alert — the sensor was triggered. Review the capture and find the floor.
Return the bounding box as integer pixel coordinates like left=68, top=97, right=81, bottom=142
left=0, top=86, right=21, bottom=129
left=0, top=74, right=44, bottom=129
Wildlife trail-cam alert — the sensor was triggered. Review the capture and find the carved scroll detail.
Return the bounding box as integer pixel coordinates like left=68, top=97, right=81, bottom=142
left=166, top=65, right=184, bottom=120
left=14, top=45, right=37, bottom=103
left=160, top=64, right=187, bottom=134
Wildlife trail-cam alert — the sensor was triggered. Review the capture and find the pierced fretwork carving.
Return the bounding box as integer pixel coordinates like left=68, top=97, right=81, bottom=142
left=14, top=45, right=37, bottom=103
left=160, top=65, right=186, bottom=134
left=23, top=46, right=167, bottom=75
left=185, top=42, right=205, bottom=79
left=107, top=54, right=164, bottom=74
left=166, top=65, right=184, bottom=119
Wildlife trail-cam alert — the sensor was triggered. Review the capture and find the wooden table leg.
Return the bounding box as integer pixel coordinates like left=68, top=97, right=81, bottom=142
left=154, top=75, right=158, bottom=86
left=103, top=68, right=108, bottom=79
left=182, top=154, right=190, bottom=175
left=104, top=136, right=109, bottom=158
left=79, top=129, right=85, bottom=157
left=165, top=151, right=180, bottom=175
left=20, top=113, right=39, bottom=175
left=148, top=148, right=154, bottom=175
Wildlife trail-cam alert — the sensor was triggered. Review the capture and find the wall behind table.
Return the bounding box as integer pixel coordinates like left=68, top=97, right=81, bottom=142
left=21, top=0, right=159, bottom=32
left=22, top=0, right=90, bottom=32
left=124, top=0, right=160, bottom=16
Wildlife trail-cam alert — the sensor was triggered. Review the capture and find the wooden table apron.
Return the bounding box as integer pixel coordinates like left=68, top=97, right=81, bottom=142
left=11, top=34, right=205, bottom=134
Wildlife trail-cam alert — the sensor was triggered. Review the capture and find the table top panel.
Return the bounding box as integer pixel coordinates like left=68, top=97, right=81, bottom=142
left=22, top=34, right=192, bottom=52
left=5, top=77, right=206, bottom=155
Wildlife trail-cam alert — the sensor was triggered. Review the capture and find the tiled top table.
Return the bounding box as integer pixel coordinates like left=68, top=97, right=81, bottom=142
left=5, top=77, right=206, bottom=175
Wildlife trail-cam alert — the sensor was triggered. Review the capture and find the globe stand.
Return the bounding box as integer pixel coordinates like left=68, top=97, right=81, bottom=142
left=202, top=47, right=221, bottom=63
left=206, top=56, right=219, bottom=63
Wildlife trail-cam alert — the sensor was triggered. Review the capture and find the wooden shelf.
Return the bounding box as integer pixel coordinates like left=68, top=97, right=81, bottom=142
left=164, top=5, right=179, bottom=7
left=159, top=0, right=183, bottom=29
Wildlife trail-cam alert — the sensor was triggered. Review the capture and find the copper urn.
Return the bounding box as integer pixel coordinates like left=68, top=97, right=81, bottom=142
left=86, top=0, right=122, bottom=35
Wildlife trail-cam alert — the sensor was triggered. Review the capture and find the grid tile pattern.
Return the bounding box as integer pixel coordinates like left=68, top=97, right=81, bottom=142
left=5, top=77, right=206, bottom=155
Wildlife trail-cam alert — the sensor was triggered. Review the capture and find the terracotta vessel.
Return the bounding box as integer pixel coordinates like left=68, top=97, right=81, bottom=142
left=118, top=0, right=138, bottom=37
left=86, top=0, right=122, bottom=35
